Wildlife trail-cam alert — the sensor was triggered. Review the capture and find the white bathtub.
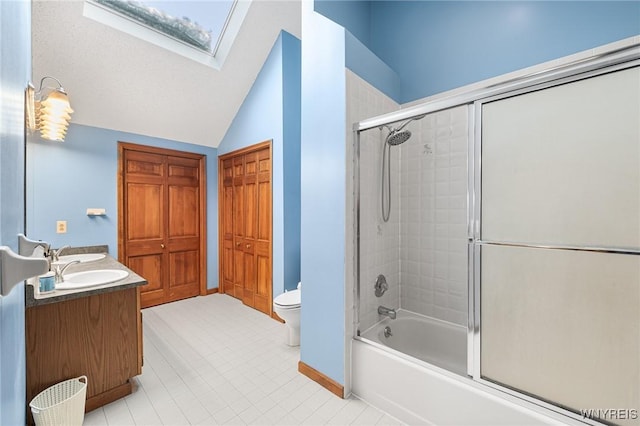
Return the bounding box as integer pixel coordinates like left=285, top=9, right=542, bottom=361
left=352, top=310, right=577, bottom=425
left=361, top=310, right=467, bottom=376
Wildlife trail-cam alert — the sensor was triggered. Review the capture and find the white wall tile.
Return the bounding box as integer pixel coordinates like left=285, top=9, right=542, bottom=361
left=347, top=70, right=400, bottom=332
left=350, top=74, right=469, bottom=329
left=399, top=105, right=469, bottom=326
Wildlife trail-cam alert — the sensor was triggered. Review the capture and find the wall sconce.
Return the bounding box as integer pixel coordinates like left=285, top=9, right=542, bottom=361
left=26, top=76, right=74, bottom=142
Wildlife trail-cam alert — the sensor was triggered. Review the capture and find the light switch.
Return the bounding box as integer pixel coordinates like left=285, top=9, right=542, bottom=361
left=56, top=220, right=67, bottom=234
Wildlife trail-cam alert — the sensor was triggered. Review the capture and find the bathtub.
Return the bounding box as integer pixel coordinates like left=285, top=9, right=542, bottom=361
left=352, top=310, right=577, bottom=425
left=360, top=310, right=467, bottom=376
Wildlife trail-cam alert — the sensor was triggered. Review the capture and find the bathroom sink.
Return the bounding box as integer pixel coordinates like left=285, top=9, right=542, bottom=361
left=57, top=253, right=106, bottom=264
left=56, top=269, right=129, bottom=290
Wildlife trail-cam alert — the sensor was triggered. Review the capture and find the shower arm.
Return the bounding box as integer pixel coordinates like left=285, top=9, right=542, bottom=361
left=382, top=113, right=428, bottom=134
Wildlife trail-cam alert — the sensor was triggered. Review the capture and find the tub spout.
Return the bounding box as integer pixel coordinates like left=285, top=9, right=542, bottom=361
left=378, top=305, right=396, bottom=320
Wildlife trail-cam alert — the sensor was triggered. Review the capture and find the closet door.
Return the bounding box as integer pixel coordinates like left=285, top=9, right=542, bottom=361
left=166, top=156, right=201, bottom=302
left=232, top=156, right=245, bottom=299
left=220, top=159, right=234, bottom=298
left=242, top=152, right=258, bottom=306
left=119, top=143, right=206, bottom=308
left=121, top=149, right=167, bottom=307
left=218, top=142, right=272, bottom=316
left=253, top=147, right=272, bottom=314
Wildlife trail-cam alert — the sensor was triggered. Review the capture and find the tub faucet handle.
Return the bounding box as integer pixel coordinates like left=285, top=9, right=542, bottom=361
left=374, top=274, right=388, bottom=297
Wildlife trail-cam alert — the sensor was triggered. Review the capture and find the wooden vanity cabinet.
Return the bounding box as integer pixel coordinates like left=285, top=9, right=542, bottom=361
left=26, top=287, right=142, bottom=423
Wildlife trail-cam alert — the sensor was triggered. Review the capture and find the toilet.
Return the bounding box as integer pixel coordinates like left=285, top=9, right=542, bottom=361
left=273, top=282, right=301, bottom=346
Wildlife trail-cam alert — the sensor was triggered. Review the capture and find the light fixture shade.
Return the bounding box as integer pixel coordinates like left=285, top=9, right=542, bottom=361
left=37, top=88, right=73, bottom=141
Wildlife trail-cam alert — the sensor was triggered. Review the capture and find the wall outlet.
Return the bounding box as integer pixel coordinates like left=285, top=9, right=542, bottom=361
left=56, top=220, right=67, bottom=234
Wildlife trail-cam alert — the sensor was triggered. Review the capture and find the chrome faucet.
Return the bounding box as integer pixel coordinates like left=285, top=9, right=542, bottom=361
left=378, top=305, right=396, bottom=320
left=54, top=260, right=80, bottom=284
left=50, top=245, right=70, bottom=263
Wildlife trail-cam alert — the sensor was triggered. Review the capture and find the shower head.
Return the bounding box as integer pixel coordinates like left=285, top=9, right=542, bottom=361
left=386, top=129, right=412, bottom=146
left=382, top=113, right=426, bottom=147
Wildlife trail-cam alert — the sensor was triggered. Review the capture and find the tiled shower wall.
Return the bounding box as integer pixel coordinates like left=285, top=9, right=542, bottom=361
left=347, top=70, right=400, bottom=332
left=399, top=106, right=469, bottom=326
left=350, top=69, right=469, bottom=330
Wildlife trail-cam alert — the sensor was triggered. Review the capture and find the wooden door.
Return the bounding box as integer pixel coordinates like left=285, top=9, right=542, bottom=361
left=218, top=141, right=272, bottom=315
left=119, top=143, right=207, bottom=308
left=232, top=155, right=245, bottom=299
left=221, top=159, right=235, bottom=298
left=254, top=148, right=272, bottom=313
left=242, top=152, right=258, bottom=306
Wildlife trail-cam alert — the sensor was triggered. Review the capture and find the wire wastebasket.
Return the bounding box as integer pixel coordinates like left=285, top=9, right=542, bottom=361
left=29, top=375, right=87, bottom=426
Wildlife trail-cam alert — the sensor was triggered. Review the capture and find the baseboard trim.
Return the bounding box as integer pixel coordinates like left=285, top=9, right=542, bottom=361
left=206, top=288, right=219, bottom=295
left=298, top=361, right=344, bottom=398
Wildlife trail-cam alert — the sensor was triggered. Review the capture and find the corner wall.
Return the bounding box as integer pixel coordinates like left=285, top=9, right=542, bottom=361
left=26, top=124, right=219, bottom=289
left=0, top=0, right=31, bottom=423
left=300, top=1, right=347, bottom=385
left=217, top=31, right=301, bottom=296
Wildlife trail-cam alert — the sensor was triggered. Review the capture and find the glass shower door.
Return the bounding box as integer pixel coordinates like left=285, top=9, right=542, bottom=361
left=478, top=65, right=640, bottom=425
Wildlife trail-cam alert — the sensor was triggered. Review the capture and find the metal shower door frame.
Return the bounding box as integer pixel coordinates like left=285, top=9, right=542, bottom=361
left=352, top=41, right=640, bottom=425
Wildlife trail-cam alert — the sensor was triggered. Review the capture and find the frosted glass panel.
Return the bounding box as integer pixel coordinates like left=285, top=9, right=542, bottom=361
left=482, top=67, right=640, bottom=248
left=481, top=244, right=640, bottom=425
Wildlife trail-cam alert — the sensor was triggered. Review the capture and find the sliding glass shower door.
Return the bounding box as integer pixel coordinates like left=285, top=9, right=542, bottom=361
left=478, top=66, right=640, bottom=425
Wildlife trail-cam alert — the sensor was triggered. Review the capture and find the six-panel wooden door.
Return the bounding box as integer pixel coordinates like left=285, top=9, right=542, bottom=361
left=219, top=141, right=272, bottom=315
left=119, top=142, right=206, bottom=308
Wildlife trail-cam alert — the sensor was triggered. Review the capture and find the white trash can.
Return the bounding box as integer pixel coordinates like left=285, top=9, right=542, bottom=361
left=29, top=375, right=87, bottom=426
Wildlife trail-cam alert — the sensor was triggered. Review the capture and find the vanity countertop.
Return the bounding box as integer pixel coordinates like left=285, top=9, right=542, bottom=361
left=25, top=246, right=146, bottom=308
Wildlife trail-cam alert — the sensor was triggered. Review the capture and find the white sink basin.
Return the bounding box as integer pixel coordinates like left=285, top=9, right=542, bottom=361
left=57, top=253, right=106, bottom=264
left=57, top=269, right=129, bottom=290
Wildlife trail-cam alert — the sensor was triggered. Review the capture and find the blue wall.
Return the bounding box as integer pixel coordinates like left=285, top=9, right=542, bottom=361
left=218, top=31, right=301, bottom=296
left=282, top=33, right=302, bottom=293
left=0, top=0, right=31, bottom=423
left=370, top=1, right=640, bottom=102
left=315, top=1, right=640, bottom=103
left=300, top=1, right=347, bottom=385
left=26, top=124, right=219, bottom=289
left=315, top=0, right=371, bottom=46
left=345, top=32, right=400, bottom=102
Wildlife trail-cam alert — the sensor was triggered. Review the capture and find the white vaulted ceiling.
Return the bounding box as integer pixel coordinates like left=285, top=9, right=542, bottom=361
left=32, top=0, right=301, bottom=148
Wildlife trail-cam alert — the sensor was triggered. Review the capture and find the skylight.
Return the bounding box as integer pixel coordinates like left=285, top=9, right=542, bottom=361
left=84, top=0, right=251, bottom=69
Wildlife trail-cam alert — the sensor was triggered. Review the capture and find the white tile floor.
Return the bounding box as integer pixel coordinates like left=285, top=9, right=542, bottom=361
left=83, top=294, right=401, bottom=425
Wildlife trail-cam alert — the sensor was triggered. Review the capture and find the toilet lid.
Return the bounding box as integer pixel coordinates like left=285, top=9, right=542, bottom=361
left=274, top=289, right=300, bottom=307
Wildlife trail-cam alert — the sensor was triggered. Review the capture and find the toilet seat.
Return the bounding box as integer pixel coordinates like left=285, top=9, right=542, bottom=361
left=274, top=289, right=300, bottom=309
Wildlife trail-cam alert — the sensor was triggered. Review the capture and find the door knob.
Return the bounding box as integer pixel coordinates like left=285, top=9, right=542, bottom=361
left=161, top=244, right=165, bottom=249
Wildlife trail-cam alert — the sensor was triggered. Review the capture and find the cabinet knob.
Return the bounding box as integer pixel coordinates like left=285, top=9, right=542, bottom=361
left=246, top=244, right=251, bottom=249
left=236, top=242, right=241, bottom=247
left=161, top=244, right=165, bottom=249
